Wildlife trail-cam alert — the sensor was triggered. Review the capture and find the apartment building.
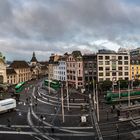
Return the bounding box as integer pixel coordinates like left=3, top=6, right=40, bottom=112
left=97, top=50, right=130, bottom=82
left=83, top=54, right=97, bottom=91
left=48, top=54, right=61, bottom=80
left=0, top=52, right=7, bottom=83
left=53, top=56, right=67, bottom=82
left=10, top=61, right=31, bottom=83
left=130, top=56, right=140, bottom=80
left=66, top=51, right=84, bottom=89
left=6, top=68, right=17, bottom=85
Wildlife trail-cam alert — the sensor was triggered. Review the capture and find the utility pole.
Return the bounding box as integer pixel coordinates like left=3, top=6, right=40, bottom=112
left=61, top=83, right=65, bottom=123
left=66, top=81, right=69, bottom=111
left=128, top=82, right=131, bottom=107
left=119, top=81, right=120, bottom=99
left=48, top=67, right=50, bottom=94
left=96, top=84, right=99, bottom=122
left=93, top=79, right=96, bottom=109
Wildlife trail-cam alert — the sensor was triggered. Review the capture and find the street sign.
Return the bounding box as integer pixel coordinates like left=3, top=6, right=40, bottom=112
left=81, top=115, right=86, bottom=123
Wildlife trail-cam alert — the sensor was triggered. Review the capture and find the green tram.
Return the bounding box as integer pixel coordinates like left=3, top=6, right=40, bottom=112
left=15, top=82, right=25, bottom=93
left=105, top=91, right=140, bottom=104
left=44, top=79, right=61, bottom=90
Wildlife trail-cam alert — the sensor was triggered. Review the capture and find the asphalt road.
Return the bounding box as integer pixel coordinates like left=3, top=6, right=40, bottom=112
left=0, top=78, right=138, bottom=140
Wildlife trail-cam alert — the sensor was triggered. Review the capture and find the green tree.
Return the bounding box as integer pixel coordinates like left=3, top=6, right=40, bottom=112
left=98, top=80, right=112, bottom=92
left=118, top=80, right=128, bottom=89
left=133, top=79, right=140, bottom=87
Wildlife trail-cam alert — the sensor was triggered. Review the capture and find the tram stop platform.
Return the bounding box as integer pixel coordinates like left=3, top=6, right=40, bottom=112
left=132, top=130, right=140, bottom=139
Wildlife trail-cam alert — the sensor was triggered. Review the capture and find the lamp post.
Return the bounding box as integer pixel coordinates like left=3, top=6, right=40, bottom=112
left=128, top=82, right=131, bottom=107
left=66, top=80, right=69, bottom=111
left=61, top=83, right=65, bottom=123
left=116, top=123, right=119, bottom=140
left=96, top=84, right=99, bottom=122
left=119, top=81, right=120, bottom=99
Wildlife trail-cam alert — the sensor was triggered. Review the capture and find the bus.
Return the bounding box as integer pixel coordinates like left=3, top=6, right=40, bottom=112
left=0, top=98, right=16, bottom=113
left=15, top=82, right=25, bottom=93
left=44, top=79, right=61, bottom=90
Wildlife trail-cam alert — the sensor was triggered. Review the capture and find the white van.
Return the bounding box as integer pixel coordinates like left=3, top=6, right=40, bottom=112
left=0, top=98, right=16, bottom=113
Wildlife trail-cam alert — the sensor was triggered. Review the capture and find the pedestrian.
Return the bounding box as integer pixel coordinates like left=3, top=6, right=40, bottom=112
left=51, top=127, right=54, bottom=133
left=54, top=107, right=57, bottom=113
left=73, top=98, right=75, bottom=103
left=26, top=97, right=29, bottom=104
left=7, top=118, right=11, bottom=127
left=110, top=106, right=113, bottom=113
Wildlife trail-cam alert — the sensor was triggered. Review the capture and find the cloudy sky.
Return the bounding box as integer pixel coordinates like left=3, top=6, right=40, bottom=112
left=1, top=0, right=140, bottom=61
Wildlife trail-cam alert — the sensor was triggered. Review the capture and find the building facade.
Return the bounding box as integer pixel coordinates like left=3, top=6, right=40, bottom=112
left=83, top=54, right=97, bottom=91
left=66, top=51, right=84, bottom=89
left=6, top=68, right=17, bottom=85
left=48, top=54, right=61, bottom=80
left=97, top=51, right=130, bottom=82
left=130, top=56, right=140, bottom=80
left=10, top=61, right=31, bottom=83
left=0, top=52, right=7, bottom=83
left=53, top=57, right=67, bottom=82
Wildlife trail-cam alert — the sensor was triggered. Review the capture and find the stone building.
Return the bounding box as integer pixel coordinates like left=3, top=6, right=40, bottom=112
left=0, top=52, right=7, bottom=83
left=66, top=51, right=84, bottom=89
left=10, top=61, right=31, bottom=83
left=6, top=68, right=17, bottom=85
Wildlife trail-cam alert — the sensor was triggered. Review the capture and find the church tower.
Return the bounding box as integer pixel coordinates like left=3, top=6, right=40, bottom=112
left=30, top=52, right=38, bottom=66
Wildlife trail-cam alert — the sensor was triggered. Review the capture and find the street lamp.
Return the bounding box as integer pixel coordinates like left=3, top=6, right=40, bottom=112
left=116, top=123, right=119, bottom=139
left=61, top=83, right=65, bottom=123
left=128, top=81, right=131, bottom=107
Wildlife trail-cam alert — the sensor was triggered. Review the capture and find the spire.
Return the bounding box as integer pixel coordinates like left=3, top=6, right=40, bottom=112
left=30, top=52, right=38, bottom=62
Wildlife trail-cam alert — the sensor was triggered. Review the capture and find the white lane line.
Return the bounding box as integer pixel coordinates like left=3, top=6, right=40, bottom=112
left=32, top=87, right=94, bottom=134
left=37, top=91, right=83, bottom=108
left=0, top=124, right=93, bottom=129
left=0, top=131, right=94, bottom=136
left=34, top=136, right=42, bottom=140
left=28, top=88, right=55, bottom=140
left=39, top=91, right=89, bottom=106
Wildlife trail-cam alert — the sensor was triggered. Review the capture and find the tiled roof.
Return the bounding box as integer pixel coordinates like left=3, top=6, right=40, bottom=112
left=10, top=61, right=30, bottom=69
left=6, top=68, right=16, bottom=75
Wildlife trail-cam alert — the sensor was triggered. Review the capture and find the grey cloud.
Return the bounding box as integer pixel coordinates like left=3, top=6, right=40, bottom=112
left=0, top=0, right=140, bottom=60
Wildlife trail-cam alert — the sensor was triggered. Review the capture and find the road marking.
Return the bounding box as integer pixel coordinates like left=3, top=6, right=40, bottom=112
left=0, top=131, right=94, bottom=136
left=0, top=124, right=93, bottom=129
left=34, top=136, right=42, bottom=140
left=37, top=91, right=84, bottom=108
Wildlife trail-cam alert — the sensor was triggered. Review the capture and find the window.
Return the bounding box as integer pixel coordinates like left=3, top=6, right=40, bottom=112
left=105, top=67, right=110, bottom=71
left=118, top=61, right=122, bottom=65
left=105, top=61, right=110, bottom=65
left=106, top=78, right=110, bottom=81
left=112, top=56, right=116, bottom=60
left=99, top=61, right=103, bottom=65
left=99, top=56, right=103, bottom=60
left=99, top=72, right=103, bottom=76
left=118, top=67, right=122, bottom=70
left=124, top=56, right=128, bottom=60
left=99, top=67, right=103, bottom=71
left=112, top=72, right=116, bottom=76
left=99, top=78, right=103, bottom=81
left=79, top=63, right=80, bottom=67
left=125, top=72, right=128, bottom=76
left=124, top=66, right=128, bottom=70
left=124, top=61, right=128, bottom=65
left=119, top=72, right=122, bottom=76
left=105, top=56, right=110, bottom=60
left=78, top=77, right=82, bottom=80
left=106, top=72, right=110, bottom=76
left=79, top=70, right=81, bottom=75
left=118, top=56, right=122, bottom=60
